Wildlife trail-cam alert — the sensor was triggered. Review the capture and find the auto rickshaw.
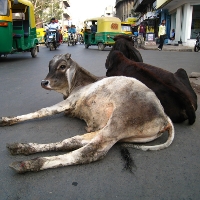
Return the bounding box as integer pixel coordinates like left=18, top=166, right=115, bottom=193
left=0, top=0, right=39, bottom=57
left=121, top=21, right=132, bottom=35
left=83, top=17, right=123, bottom=51
left=36, top=27, right=45, bottom=44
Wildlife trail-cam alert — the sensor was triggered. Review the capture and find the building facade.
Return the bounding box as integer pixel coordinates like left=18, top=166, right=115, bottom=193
left=115, top=0, right=135, bottom=22
left=104, top=6, right=115, bottom=17
left=157, top=0, right=200, bottom=47
left=133, top=0, right=159, bottom=43
left=60, top=0, right=70, bottom=28
left=133, top=0, right=157, bottom=26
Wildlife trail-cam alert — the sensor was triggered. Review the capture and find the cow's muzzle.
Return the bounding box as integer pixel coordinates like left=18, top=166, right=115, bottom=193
left=41, top=80, right=51, bottom=89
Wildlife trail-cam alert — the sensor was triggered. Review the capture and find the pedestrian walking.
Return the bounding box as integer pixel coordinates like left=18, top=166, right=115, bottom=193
left=158, top=19, right=167, bottom=51
left=138, top=22, right=146, bottom=41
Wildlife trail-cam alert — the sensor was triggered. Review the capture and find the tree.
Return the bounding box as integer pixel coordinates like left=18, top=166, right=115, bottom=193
left=29, top=0, right=63, bottom=28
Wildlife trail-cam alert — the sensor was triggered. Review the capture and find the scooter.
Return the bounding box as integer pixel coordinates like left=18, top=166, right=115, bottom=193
left=45, top=28, right=60, bottom=51
left=194, top=32, right=200, bottom=52
left=68, top=33, right=76, bottom=46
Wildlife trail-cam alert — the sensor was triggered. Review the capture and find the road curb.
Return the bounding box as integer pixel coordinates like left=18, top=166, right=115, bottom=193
left=141, top=45, right=193, bottom=52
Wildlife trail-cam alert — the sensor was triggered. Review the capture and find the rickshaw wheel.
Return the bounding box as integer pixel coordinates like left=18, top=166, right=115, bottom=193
left=31, top=46, right=37, bottom=58
left=98, top=43, right=105, bottom=51
left=85, top=44, right=89, bottom=49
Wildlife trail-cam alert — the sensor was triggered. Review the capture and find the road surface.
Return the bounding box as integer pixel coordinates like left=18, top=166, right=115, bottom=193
left=0, top=44, right=200, bottom=200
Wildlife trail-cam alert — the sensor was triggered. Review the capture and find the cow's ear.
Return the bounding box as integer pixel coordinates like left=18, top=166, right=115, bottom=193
left=105, top=57, right=113, bottom=70
left=66, top=64, right=76, bottom=93
left=65, top=53, right=71, bottom=60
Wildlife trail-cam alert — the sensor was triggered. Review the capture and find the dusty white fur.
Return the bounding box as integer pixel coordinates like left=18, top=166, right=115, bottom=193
left=1, top=58, right=175, bottom=173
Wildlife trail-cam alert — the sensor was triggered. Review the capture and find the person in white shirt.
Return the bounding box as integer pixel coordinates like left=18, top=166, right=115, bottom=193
left=48, top=18, right=59, bottom=30
left=158, top=19, right=167, bottom=51
left=47, top=18, right=60, bottom=42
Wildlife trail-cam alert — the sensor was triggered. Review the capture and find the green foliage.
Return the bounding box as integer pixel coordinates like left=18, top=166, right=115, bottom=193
left=29, top=0, right=63, bottom=26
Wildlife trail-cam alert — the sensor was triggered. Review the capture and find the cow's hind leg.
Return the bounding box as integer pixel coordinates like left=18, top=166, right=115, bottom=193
left=9, top=134, right=117, bottom=173
left=7, top=132, right=97, bottom=155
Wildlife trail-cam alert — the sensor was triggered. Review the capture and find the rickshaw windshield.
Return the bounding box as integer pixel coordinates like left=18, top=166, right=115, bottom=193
left=0, top=0, right=8, bottom=16
left=121, top=25, right=131, bottom=32
left=12, top=12, right=25, bottom=20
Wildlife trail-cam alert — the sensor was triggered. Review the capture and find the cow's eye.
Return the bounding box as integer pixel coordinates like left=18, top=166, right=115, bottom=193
left=60, top=65, right=66, bottom=70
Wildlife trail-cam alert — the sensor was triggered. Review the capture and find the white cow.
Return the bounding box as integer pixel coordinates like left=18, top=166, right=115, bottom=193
left=0, top=53, right=174, bottom=173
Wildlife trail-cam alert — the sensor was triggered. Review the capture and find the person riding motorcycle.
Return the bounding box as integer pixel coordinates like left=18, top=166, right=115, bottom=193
left=68, top=25, right=77, bottom=43
left=45, top=18, right=60, bottom=43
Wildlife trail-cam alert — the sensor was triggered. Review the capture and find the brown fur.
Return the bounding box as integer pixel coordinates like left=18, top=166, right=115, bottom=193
left=106, top=50, right=197, bottom=125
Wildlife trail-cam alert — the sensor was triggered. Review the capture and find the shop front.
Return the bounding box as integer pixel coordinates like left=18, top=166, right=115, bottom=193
left=157, top=0, right=200, bottom=47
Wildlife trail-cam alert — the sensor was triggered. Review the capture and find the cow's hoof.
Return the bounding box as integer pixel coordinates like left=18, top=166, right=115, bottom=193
left=0, top=117, right=16, bottom=126
left=7, top=143, right=36, bottom=155
left=0, top=117, right=8, bottom=127
left=9, top=158, right=46, bottom=173
left=9, top=161, right=28, bottom=174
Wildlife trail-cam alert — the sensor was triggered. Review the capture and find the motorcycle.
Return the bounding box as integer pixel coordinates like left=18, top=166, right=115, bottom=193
left=194, top=32, right=200, bottom=52
left=77, top=34, right=84, bottom=44
left=68, top=33, right=76, bottom=46
left=45, top=28, right=60, bottom=51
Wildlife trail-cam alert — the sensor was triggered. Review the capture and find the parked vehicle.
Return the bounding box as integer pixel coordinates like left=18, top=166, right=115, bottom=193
left=131, top=35, right=142, bottom=48
left=194, top=32, right=200, bottom=52
left=83, top=17, right=123, bottom=51
left=0, top=0, right=39, bottom=58
left=45, top=28, right=60, bottom=51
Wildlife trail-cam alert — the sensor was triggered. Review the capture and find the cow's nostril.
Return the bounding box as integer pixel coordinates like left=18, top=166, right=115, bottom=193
left=41, top=80, right=49, bottom=87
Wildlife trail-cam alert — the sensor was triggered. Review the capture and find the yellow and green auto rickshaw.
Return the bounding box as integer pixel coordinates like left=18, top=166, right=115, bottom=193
left=83, top=17, right=123, bottom=51
left=36, top=27, right=45, bottom=44
left=121, top=21, right=132, bottom=35
left=0, top=0, right=39, bottom=58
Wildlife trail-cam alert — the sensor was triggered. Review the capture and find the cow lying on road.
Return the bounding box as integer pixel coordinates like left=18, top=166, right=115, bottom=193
left=111, top=34, right=143, bottom=62
left=106, top=50, right=197, bottom=125
left=0, top=53, right=174, bottom=173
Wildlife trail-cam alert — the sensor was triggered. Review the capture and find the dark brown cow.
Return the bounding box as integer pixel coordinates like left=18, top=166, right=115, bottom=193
left=111, top=34, right=143, bottom=62
left=105, top=50, right=197, bottom=125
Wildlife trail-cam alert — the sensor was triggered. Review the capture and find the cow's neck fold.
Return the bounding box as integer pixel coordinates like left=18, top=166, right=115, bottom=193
left=69, top=62, right=100, bottom=94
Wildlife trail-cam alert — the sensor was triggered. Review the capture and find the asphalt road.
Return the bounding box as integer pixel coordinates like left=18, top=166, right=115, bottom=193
left=0, top=44, right=200, bottom=200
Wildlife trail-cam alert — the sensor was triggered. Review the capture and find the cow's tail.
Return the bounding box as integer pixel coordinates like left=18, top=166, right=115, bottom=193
left=122, top=117, right=175, bottom=151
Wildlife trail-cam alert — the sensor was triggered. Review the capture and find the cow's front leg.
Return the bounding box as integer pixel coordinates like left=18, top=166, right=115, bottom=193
left=9, top=134, right=117, bottom=173
left=7, top=132, right=97, bottom=155
left=0, top=100, right=72, bottom=126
